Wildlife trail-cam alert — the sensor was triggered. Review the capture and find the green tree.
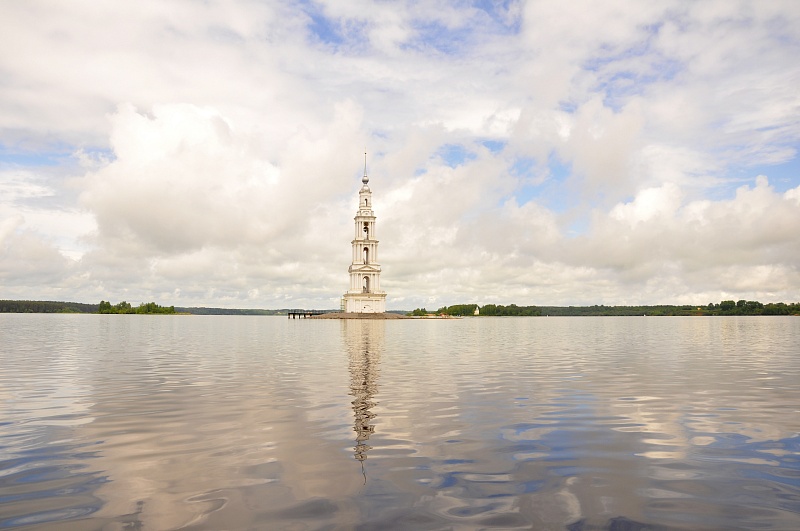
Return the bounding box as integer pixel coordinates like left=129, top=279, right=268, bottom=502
left=97, top=300, right=174, bottom=314
left=743, top=301, right=763, bottom=314
left=481, top=304, right=497, bottom=316
left=762, top=303, right=786, bottom=315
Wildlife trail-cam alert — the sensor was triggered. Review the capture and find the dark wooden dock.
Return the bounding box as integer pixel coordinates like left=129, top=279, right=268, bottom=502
left=287, top=310, right=324, bottom=319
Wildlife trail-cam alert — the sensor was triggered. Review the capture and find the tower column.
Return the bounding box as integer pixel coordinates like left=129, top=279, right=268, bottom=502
left=342, top=154, right=386, bottom=313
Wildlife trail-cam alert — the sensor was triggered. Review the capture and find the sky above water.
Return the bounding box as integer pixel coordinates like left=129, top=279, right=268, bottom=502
left=1, top=0, right=799, bottom=310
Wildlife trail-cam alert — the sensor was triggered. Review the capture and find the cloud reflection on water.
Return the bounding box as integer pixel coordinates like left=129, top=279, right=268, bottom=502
left=0, top=315, right=798, bottom=529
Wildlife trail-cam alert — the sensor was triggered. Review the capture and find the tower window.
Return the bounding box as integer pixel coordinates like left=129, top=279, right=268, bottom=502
left=363, top=276, right=370, bottom=293
left=363, top=222, right=369, bottom=239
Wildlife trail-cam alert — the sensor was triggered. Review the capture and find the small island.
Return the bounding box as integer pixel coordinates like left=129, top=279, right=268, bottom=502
left=98, top=301, right=176, bottom=314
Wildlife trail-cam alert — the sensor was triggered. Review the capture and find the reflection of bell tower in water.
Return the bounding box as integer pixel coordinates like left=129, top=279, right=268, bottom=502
left=343, top=320, right=383, bottom=466
left=342, top=153, right=387, bottom=313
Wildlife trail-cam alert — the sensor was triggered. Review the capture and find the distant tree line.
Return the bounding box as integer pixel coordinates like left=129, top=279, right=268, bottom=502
left=480, top=304, right=541, bottom=316
left=708, top=300, right=800, bottom=315
left=540, top=301, right=800, bottom=316
left=540, top=305, right=696, bottom=316
left=174, top=307, right=284, bottom=315
left=439, top=304, right=481, bottom=316
left=4, top=299, right=798, bottom=317
left=409, top=304, right=542, bottom=316
left=408, top=300, right=800, bottom=317
left=0, top=300, right=98, bottom=313
left=0, top=300, right=300, bottom=315
left=98, top=301, right=176, bottom=314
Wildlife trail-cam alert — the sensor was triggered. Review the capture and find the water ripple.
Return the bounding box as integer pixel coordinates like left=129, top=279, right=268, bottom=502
left=0, top=315, right=798, bottom=529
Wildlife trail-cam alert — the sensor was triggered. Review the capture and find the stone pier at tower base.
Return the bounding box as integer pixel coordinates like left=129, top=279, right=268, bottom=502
left=310, top=312, right=409, bottom=319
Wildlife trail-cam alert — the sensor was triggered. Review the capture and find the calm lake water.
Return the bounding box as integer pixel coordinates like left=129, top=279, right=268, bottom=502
left=1, top=314, right=798, bottom=530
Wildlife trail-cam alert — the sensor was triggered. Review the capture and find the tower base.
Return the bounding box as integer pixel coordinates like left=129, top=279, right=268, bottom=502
left=343, top=292, right=386, bottom=313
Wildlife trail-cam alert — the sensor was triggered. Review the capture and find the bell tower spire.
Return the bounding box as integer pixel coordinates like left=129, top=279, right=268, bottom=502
left=343, top=152, right=386, bottom=313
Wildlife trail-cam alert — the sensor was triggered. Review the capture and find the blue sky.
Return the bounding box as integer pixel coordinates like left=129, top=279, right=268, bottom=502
left=1, top=1, right=799, bottom=309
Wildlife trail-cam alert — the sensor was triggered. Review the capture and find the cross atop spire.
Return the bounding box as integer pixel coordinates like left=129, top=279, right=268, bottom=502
left=362, top=150, right=369, bottom=184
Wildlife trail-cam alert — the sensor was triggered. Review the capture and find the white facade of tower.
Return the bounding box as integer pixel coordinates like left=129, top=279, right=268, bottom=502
left=342, top=158, right=387, bottom=313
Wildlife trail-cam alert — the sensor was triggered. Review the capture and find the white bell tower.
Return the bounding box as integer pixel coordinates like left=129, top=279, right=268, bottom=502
left=343, top=153, right=386, bottom=313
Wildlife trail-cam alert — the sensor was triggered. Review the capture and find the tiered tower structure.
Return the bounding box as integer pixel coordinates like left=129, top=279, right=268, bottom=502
left=342, top=154, right=386, bottom=313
